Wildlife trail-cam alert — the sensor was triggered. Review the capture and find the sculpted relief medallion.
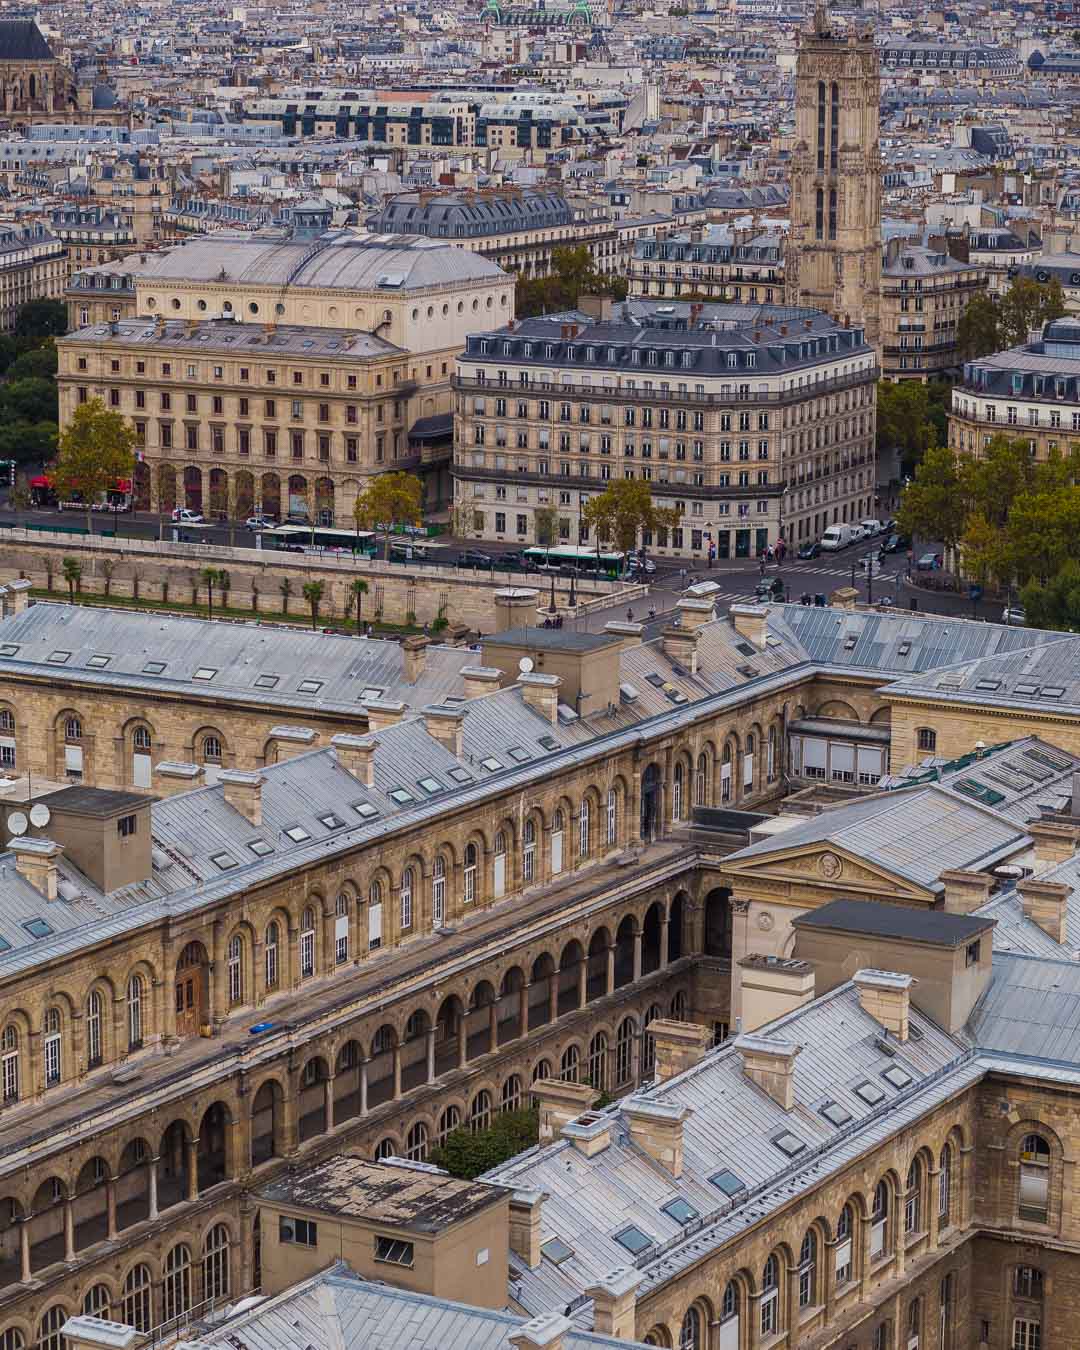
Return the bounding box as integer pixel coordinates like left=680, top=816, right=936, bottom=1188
left=818, top=852, right=842, bottom=880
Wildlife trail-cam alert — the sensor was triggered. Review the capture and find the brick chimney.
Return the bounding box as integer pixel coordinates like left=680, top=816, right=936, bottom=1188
left=602, top=620, right=644, bottom=652
left=534, top=1077, right=596, bottom=1146
left=219, top=769, right=263, bottom=826
left=362, top=698, right=406, bottom=731
left=1027, top=819, right=1080, bottom=867
left=423, top=705, right=464, bottom=757
left=853, top=969, right=915, bottom=1042
left=560, top=1109, right=613, bottom=1158
left=738, top=954, right=815, bottom=1032
left=730, top=603, right=768, bottom=648
left=520, top=672, right=561, bottom=725
left=11, top=837, right=62, bottom=901
left=661, top=624, right=698, bottom=674
left=736, top=1032, right=801, bottom=1110
left=332, top=733, right=378, bottom=786
left=5, top=578, right=30, bottom=615
left=509, top=1314, right=571, bottom=1350
left=1018, top=877, right=1071, bottom=945
left=830, top=587, right=859, bottom=611
left=508, top=1189, right=545, bottom=1268
left=623, top=1099, right=691, bottom=1177
left=402, top=635, right=428, bottom=684
left=461, top=665, right=503, bottom=699
left=648, top=1018, right=712, bottom=1081
left=939, top=868, right=995, bottom=915
left=587, top=1268, right=642, bottom=1340
left=676, top=597, right=714, bottom=632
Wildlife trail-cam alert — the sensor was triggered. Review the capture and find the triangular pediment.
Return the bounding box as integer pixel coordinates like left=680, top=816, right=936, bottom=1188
left=719, top=841, right=934, bottom=904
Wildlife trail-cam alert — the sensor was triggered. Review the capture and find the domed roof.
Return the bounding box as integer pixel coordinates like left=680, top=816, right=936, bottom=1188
left=92, top=83, right=118, bottom=110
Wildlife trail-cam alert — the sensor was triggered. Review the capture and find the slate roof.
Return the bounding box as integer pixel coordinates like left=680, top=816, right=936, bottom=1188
left=881, top=635, right=1080, bottom=717
left=0, top=21, right=55, bottom=62
left=966, top=951, right=1080, bottom=1068
left=792, top=898, right=993, bottom=947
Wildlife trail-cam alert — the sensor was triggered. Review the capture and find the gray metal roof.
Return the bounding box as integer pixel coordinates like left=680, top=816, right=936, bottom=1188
left=883, top=635, right=1080, bottom=716
left=966, top=952, right=1080, bottom=1068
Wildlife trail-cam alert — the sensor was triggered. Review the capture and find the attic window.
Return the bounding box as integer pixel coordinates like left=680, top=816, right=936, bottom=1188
left=645, top=673, right=665, bottom=688
left=538, top=735, right=559, bottom=751
left=0, top=645, right=18, bottom=657
left=772, top=1130, right=806, bottom=1158
left=737, top=664, right=758, bottom=679
left=389, top=787, right=415, bottom=804
left=86, top=655, right=111, bottom=668
left=709, top=1169, right=746, bottom=1197
left=353, top=802, right=378, bottom=819
left=975, top=679, right=1001, bottom=691
left=853, top=1079, right=886, bottom=1106
left=481, top=757, right=502, bottom=772
left=1041, top=686, right=1065, bottom=699
left=360, top=686, right=385, bottom=700
left=882, top=1064, right=913, bottom=1090
left=143, top=661, right=166, bottom=674
left=613, top=1224, right=655, bottom=1255
left=298, top=679, right=323, bottom=694
left=319, top=812, right=345, bottom=829
left=447, top=767, right=473, bottom=783
left=661, top=1197, right=699, bottom=1225
left=507, top=746, right=531, bottom=762
left=417, top=777, right=443, bottom=795
left=0, top=936, right=10, bottom=952
left=540, top=1237, right=574, bottom=1266
left=23, top=918, right=54, bottom=939
left=210, top=852, right=239, bottom=871
left=819, top=1100, right=853, bottom=1127
left=735, top=641, right=757, bottom=658
left=254, top=674, right=280, bottom=689
left=193, top=667, right=217, bottom=681
left=285, top=824, right=311, bottom=842
left=897, top=641, right=911, bottom=656
left=248, top=840, right=274, bottom=856
left=843, top=636, right=858, bottom=651
left=1013, top=682, right=1040, bottom=696
left=47, top=650, right=71, bottom=664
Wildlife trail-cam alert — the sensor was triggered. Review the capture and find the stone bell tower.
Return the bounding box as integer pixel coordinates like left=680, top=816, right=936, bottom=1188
left=786, top=5, right=881, bottom=345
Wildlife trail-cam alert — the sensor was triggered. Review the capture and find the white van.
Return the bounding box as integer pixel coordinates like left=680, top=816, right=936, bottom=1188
left=820, top=523, right=858, bottom=551
left=859, top=518, right=883, bottom=537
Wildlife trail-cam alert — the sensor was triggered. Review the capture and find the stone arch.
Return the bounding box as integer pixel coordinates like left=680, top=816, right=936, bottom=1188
left=614, top=913, right=637, bottom=988
left=557, top=939, right=585, bottom=1017
left=498, top=966, right=526, bottom=1042
left=744, top=722, right=764, bottom=796
left=816, top=699, right=858, bottom=720
left=693, top=739, right=715, bottom=806
left=640, top=761, right=662, bottom=840
left=115, top=1137, right=154, bottom=1231
left=156, top=462, right=177, bottom=514
left=191, top=726, right=228, bottom=783
left=260, top=471, right=281, bottom=519
left=528, top=952, right=556, bottom=1031
left=72, top=1158, right=112, bottom=1253
left=605, top=774, right=628, bottom=849
left=586, top=926, right=612, bottom=1001
left=314, top=476, right=335, bottom=526
left=466, top=980, right=498, bottom=1058
left=196, top=1101, right=233, bottom=1191
left=668, top=892, right=687, bottom=963
left=578, top=786, right=601, bottom=859
left=642, top=901, right=665, bottom=975
left=183, top=465, right=203, bottom=512
left=224, top=920, right=256, bottom=1012
left=251, top=1078, right=284, bottom=1167
left=434, top=996, right=464, bottom=1078
left=208, top=466, right=228, bottom=518
left=870, top=706, right=891, bottom=725
left=174, top=939, right=210, bottom=1038
left=53, top=707, right=88, bottom=782
left=670, top=750, right=692, bottom=824
left=331, top=1041, right=365, bottom=1124
left=704, top=887, right=732, bottom=958
left=82, top=976, right=116, bottom=1070
left=234, top=469, right=255, bottom=519
left=720, top=735, right=739, bottom=803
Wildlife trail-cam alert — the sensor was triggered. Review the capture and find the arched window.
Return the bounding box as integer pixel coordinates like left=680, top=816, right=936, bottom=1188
left=606, top=787, right=618, bottom=845
left=43, top=1006, right=62, bottom=1087
left=798, top=1230, right=817, bottom=1307
left=917, top=727, right=937, bottom=753
left=551, top=808, right=565, bottom=875
left=368, top=879, right=383, bottom=950
left=127, top=975, right=143, bottom=1050
left=464, top=842, right=478, bottom=903
left=203, top=1224, right=230, bottom=1301
left=493, top=831, right=508, bottom=897
left=679, top=1307, right=700, bottom=1350
left=905, top=1158, right=922, bottom=1234
left=744, top=733, right=755, bottom=791
left=37, top=1307, right=68, bottom=1350
left=560, top=1043, right=580, bottom=1083
left=670, top=989, right=688, bottom=1022
left=587, top=1032, right=608, bottom=1090
left=264, top=922, right=280, bottom=989
left=406, top=1121, right=429, bottom=1161
left=523, top=818, right=536, bottom=881
left=436, top=1105, right=460, bottom=1146
left=938, top=1143, right=952, bottom=1226
left=469, top=1090, right=492, bottom=1131
left=335, top=892, right=350, bottom=964
left=721, top=1281, right=739, bottom=1323
left=83, top=1284, right=110, bottom=1319
left=227, top=935, right=243, bottom=1005
left=760, top=1254, right=780, bottom=1336
left=579, top=798, right=590, bottom=857
left=695, top=752, right=708, bottom=805
left=907, top=1297, right=922, bottom=1348
left=0, top=710, right=13, bottom=733
left=767, top=725, right=777, bottom=781
left=672, top=761, right=684, bottom=822
left=0, top=1331, right=24, bottom=1350
left=65, top=716, right=82, bottom=741
left=432, top=856, right=446, bottom=927
left=299, top=907, right=316, bottom=979
left=133, top=726, right=151, bottom=751
left=374, top=1137, right=395, bottom=1161
left=836, top=1203, right=854, bottom=1285
left=641, top=1004, right=661, bottom=1077
left=122, top=1263, right=152, bottom=1331
left=615, top=1017, right=635, bottom=1086
left=86, top=990, right=103, bottom=1068
left=721, top=743, right=732, bottom=802
left=531, top=1059, right=551, bottom=1083
left=871, top=1180, right=890, bottom=1258
left=1019, top=1134, right=1051, bottom=1222
left=202, top=734, right=223, bottom=763
left=400, top=867, right=414, bottom=931
left=501, top=1074, right=522, bottom=1112
left=1, top=1024, right=19, bottom=1102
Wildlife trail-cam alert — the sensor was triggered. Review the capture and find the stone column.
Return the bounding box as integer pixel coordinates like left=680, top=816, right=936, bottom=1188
left=148, top=1157, right=160, bottom=1222
left=426, top=1027, right=436, bottom=1082
left=210, top=918, right=226, bottom=1030
left=457, top=1017, right=467, bottom=1069
left=633, top=929, right=643, bottom=983
left=660, top=917, right=670, bottom=968
left=18, top=1217, right=30, bottom=1283
left=392, top=1047, right=402, bottom=1099
left=106, top=1177, right=117, bottom=1240
left=577, top=958, right=587, bottom=1009
left=605, top=944, right=615, bottom=996
left=186, top=1137, right=199, bottom=1201
left=488, top=1000, right=498, bottom=1050
left=548, top=972, right=559, bottom=1023
left=323, top=1073, right=336, bottom=1129
left=928, top=1166, right=941, bottom=1249
left=322, top=904, right=335, bottom=975
left=786, top=1260, right=801, bottom=1339
left=662, top=745, right=674, bottom=827
left=63, top=1197, right=75, bottom=1262
left=858, top=1215, right=873, bottom=1298
left=359, top=1059, right=369, bottom=1117
left=518, top=981, right=530, bottom=1037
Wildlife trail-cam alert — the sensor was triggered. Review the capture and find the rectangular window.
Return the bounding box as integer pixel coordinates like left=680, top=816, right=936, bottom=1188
left=117, top=815, right=137, bottom=838
left=280, top=1217, right=317, bottom=1246
left=375, top=1236, right=415, bottom=1267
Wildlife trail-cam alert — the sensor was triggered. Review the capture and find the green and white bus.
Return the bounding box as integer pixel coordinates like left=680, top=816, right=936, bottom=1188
left=258, top=525, right=378, bottom=556
left=521, top=545, right=626, bottom=579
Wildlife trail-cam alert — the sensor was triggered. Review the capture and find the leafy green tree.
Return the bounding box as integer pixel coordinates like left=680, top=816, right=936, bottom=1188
left=52, top=398, right=136, bottom=532
left=428, top=1109, right=539, bottom=1179
left=582, top=478, right=680, bottom=557
left=896, top=443, right=967, bottom=554
left=1020, top=559, right=1080, bottom=631
left=955, top=292, right=999, bottom=360
left=0, top=419, right=57, bottom=466
left=0, top=376, right=58, bottom=423
left=14, top=299, right=66, bottom=340
left=958, top=434, right=1035, bottom=528
left=303, top=579, right=325, bottom=629
left=876, top=380, right=934, bottom=473
left=353, top=470, right=424, bottom=559
left=959, top=511, right=1009, bottom=589
left=7, top=342, right=57, bottom=381
left=516, top=245, right=628, bottom=318
left=998, top=276, right=1067, bottom=349
left=61, top=556, right=82, bottom=601
left=1000, top=485, right=1080, bottom=584
left=349, top=578, right=369, bottom=628
left=279, top=577, right=292, bottom=614
left=200, top=566, right=227, bottom=621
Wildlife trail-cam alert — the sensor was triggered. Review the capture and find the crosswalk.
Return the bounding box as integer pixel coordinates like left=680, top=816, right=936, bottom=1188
left=701, top=563, right=907, bottom=608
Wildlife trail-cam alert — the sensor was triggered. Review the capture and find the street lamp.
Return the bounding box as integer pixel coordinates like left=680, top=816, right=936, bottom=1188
left=549, top=572, right=557, bottom=615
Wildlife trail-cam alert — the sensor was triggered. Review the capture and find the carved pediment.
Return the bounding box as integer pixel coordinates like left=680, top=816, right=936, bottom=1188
left=719, top=843, right=932, bottom=903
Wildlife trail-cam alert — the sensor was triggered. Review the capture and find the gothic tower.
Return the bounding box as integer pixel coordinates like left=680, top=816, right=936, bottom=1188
left=786, top=5, right=881, bottom=345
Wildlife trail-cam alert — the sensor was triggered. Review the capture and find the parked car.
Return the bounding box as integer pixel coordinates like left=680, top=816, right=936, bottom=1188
left=285, top=511, right=312, bottom=526
left=245, top=515, right=273, bottom=530
left=627, top=555, right=657, bottom=574
left=916, top=552, right=943, bottom=571
left=494, top=551, right=522, bottom=569
left=171, top=508, right=204, bottom=524
left=797, top=541, right=821, bottom=560
left=882, top=532, right=907, bottom=554
left=458, top=550, right=490, bottom=568
left=1001, top=606, right=1028, bottom=626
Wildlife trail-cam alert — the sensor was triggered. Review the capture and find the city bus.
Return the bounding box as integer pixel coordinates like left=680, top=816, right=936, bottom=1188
left=521, top=545, right=627, bottom=579
left=259, top=525, right=378, bottom=556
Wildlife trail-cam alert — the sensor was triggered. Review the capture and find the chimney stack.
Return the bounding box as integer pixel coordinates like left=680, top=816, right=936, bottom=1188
left=332, top=733, right=378, bottom=786
left=461, top=665, right=503, bottom=699
left=520, top=672, right=561, bottom=725
left=675, top=597, right=714, bottom=633
left=853, top=969, right=915, bottom=1042
left=647, top=1018, right=712, bottom=1081
left=11, top=837, right=62, bottom=901
left=534, top=1078, right=597, bottom=1145
left=362, top=699, right=406, bottom=732
left=939, top=868, right=995, bottom=915
left=587, top=1268, right=642, bottom=1340
left=602, top=620, right=644, bottom=652
left=1027, top=819, right=1080, bottom=867
left=59, top=1318, right=140, bottom=1350
left=736, top=1033, right=801, bottom=1110
left=423, top=705, right=464, bottom=757
left=624, top=1099, right=691, bottom=1177
left=509, top=1314, right=571, bottom=1350
left=661, top=623, right=698, bottom=674
left=508, top=1189, right=545, bottom=1268
left=738, top=955, right=815, bottom=1032
left=730, top=602, right=768, bottom=648
left=402, top=635, right=428, bottom=684
left=219, top=769, right=263, bottom=826
left=1018, top=877, right=1071, bottom=945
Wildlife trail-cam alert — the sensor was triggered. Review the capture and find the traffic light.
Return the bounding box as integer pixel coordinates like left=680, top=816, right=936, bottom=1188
left=0, top=461, right=15, bottom=488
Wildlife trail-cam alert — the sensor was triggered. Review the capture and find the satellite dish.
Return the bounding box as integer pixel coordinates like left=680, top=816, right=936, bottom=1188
left=519, top=656, right=534, bottom=674
left=29, top=804, right=50, bottom=828
left=7, top=812, right=27, bottom=836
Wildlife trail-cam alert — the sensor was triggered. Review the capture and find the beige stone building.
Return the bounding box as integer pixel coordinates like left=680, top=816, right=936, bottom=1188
left=880, top=240, right=989, bottom=382
left=0, top=222, right=66, bottom=332
left=59, top=213, right=515, bottom=515
left=786, top=6, right=882, bottom=347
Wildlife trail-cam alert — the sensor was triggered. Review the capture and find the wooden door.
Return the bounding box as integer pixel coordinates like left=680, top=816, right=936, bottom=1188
left=175, top=967, right=202, bottom=1037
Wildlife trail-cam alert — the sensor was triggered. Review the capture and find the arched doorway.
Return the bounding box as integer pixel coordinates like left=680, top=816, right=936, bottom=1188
left=234, top=470, right=254, bottom=520
left=183, top=466, right=203, bottom=512
left=668, top=894, right=685, bottom=963
left=133, top=461, right=151, bottom=510
left=704, top=888, right=732, bottom=957
left=641, top=764, right=661, bottom=841
left=197, top=1103, right=230, bottom=1190
left=174, top=941, right=209, bottom=1038
left=287, top=474, right=308, bottom=519
left=314, top=476, right=335, bottom=526
left=251, top=1080, right=283, bottom=1167
left=209, top=468, right=228, bottom=518
left=260, top=473, right=281, bottom=520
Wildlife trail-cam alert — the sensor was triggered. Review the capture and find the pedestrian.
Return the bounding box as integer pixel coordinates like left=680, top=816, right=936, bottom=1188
left=627, top=607, right=634, bottom=622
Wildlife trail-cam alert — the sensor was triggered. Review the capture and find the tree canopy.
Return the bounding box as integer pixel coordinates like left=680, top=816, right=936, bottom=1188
left=582, top=478, right=680, bottom=555
left=956, top=276, right=1067, bottom=360
left=516, top=245, right=628, bottom=319
left=14, top=298, right=67, bottom=341
left=352, top=470, right=424, bottom=558
left=428, top=1109, right=539, bottom=1179
left=52, top=398, right=137, bottom=531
